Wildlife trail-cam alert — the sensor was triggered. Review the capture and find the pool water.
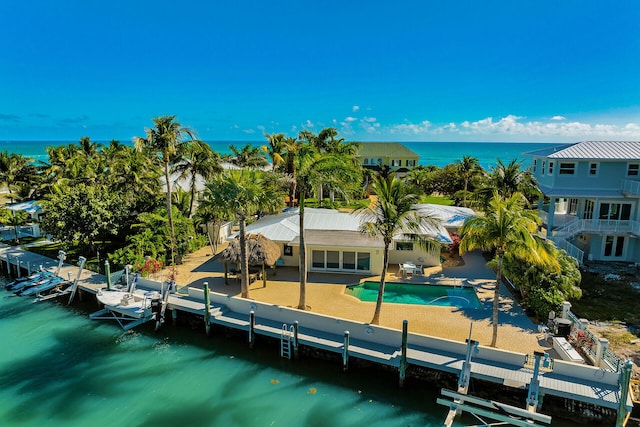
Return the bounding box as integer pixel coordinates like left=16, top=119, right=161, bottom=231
left=346, top=282, right=481, bottom=309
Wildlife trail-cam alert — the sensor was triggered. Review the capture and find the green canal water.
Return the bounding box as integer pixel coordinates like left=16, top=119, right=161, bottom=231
left=0, top=278, right=582, bottom=427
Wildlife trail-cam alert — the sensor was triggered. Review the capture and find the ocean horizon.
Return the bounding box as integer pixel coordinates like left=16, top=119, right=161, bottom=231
left=2, top=140, right=556, bottom=169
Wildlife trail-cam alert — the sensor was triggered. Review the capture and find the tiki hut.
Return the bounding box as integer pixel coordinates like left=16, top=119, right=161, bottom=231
left=219, top=234, right=282, bottom=286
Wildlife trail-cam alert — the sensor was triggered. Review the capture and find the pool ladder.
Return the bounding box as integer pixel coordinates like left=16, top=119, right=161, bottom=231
left=280, top=323, right=294, bottom=359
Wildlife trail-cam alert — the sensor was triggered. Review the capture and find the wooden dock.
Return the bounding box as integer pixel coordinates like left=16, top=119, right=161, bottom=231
left=1, top=244, right=633, bottom=420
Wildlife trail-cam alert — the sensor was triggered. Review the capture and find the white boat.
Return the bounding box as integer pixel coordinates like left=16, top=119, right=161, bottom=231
left=91, top=289, right=162, bottom=330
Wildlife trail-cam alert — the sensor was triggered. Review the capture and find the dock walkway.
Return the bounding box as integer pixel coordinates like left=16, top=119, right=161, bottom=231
left=0, top=245, right=629, bottom=415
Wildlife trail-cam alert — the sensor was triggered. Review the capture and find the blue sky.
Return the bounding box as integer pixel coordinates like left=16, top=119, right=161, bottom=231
left=1, top=0, right=639, bottom=142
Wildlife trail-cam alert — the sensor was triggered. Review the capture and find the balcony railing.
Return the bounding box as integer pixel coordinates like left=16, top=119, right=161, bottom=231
left=622, top=179, right=640, bottom=196
left=551, top=237, right=584, bottom=264
left=554, top=219, right=640, bottom=239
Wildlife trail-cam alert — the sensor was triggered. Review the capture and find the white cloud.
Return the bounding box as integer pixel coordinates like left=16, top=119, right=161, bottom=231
left=390, top=120, right=433, bottom=135
left=352, top=105, right=360, bottom=112
left=344, top=116, right=357, bottom=122
left=551, top=115, right=566, bottom=121
left=242, top=128, right=256, bottom=134
left=363, top=117, right=376, bottom=123
left=303, top=119, right=314, bottom=128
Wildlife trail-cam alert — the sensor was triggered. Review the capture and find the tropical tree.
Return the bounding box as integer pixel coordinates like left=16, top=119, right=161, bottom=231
left=357, top=174, right=440, bottom=324
left=172, top=140, right=221, bottom=217
left=293, top=132, right=362, bottom=310
left=459, top=191, right=557, bottom=347
left=0, top=151, right=37, bottom=201
left=1, top=209, right=29, bottom=243
left=455, top=156, right=483, bottom=207
left=262, top=133, right=286, bottom=171
left=227, top=143, right=269, bottom=168
left=134, top=115, right=195, bottom=265
left=200, top=169, right=285, bottom=298
left=474, top=159, right=540, bottom=209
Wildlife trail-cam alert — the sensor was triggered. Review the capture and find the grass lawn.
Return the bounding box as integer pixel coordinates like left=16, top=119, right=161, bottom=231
left=419, top=195, right=455, bottom=205
left=570, top=271, right=640, bottom=327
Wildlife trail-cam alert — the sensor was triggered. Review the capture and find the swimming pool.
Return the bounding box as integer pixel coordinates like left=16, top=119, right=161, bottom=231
left=346, top=281, right=481, bottom=308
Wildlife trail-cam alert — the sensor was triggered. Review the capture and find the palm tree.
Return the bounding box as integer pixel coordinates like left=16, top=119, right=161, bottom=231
left=262, top=133, right=286, bottom=171
left=357, top=174, right=439, bottom=324
left=200, top=169, right=285, bottom=298
left=459, top=191, right=557, bottom=347
left=2, top=209, right=29, bottom=244
left=227, top=143, right=269, bottom=168
left=172, top=140, right=222, bottom=217
left=293, top=135, right=361, bottom=310
left=455, top=156, right=483, bottom=207
left=134, top=115, right=195, bottom=265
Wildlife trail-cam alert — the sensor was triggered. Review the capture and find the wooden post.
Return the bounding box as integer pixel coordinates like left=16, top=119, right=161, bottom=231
left=262, top=263, right=266, bottom=288
left=224, top=262, right=228, bottom=285
left=249, top=310, right=255, bottom=348
left=6, top=255, right=12, bottom=278
left=616, top=360, right=634, bottom=427
left=16, top=259, right=21, bottom=278
left=399, top=320, right=408, bottom=387
left=293, top=321, right=299, bottom=359
left=203, top=282, right=211, bottom=335
left=26, top=261, right=31, bottom=276
left=343, top=331, right=350, bottom=371
left=105, top=260, right=111, bottom=290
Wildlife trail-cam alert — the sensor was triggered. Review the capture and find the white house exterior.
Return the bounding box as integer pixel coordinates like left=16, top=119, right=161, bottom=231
left=237, top=206, right=470, bottom=275
left=524, top=141, right=640, bottom=264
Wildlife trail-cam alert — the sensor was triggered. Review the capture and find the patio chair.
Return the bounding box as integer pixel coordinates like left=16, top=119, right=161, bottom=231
left=398, top=264, right=406, bottom=277
left=414, top=265, right=423, bottom=276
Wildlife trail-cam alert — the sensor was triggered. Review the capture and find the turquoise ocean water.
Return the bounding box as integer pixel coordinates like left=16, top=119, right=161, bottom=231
left=2, top=140, right=556, bottom=169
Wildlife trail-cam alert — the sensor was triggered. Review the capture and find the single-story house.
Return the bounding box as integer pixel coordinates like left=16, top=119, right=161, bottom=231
left=5, top=200, right=44, bottom=238
left=236, top=206, right=476, bottom=275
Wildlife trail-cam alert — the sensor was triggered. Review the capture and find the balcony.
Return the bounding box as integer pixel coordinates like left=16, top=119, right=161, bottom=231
left=622, top=179, right=640, bottom=196
left=554, top=219, right=640, bottom=240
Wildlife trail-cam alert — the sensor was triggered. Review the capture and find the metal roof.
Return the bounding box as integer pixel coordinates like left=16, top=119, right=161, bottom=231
left=289, top=230, right=384, bottom=248
left=524, top=141, right=640, bottom=160
left=356, top=142, right=419, bottom=158
left=243, top=206, right=454, bottom=244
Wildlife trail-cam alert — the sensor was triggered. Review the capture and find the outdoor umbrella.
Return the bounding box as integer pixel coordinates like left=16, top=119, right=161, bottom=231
left=219, top=234, right=282, bottom=286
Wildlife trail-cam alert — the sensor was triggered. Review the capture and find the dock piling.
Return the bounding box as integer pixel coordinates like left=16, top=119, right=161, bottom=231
left=399, top=320, right=408, bottom=387
left=343, top=331, right=350, bottom=371
left=293, top=321, right=299, bottom=359
left=203, top=282, right=211, bottom=335
left=249, top=310, right=255, bottom=348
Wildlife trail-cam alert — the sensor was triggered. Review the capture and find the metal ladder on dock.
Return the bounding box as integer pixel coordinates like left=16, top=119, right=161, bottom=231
left=280, top=323, right=294, bottom=359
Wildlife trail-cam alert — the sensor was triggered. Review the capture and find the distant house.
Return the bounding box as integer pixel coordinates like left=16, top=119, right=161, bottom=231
left=5, top=200, right=44, bottom=238
left=524, top=141, right=640, bottom=264
left=356, top=142, right=419, bottom=174
left=235, top=206, right=472, bottom=275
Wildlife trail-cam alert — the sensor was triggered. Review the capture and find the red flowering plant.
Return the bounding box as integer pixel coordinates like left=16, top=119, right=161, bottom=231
left=135, top=258, right=163, bottom=278
left=448, top=232, right=461, bottom=255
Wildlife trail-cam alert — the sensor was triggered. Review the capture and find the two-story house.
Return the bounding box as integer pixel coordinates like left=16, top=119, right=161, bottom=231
left=524, top=141, right=640, bottom=265
left=356, top=142, right=419, bottom=173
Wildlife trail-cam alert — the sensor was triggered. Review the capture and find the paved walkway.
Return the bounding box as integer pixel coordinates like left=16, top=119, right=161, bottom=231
left=167, top=245, right=551, bottom=354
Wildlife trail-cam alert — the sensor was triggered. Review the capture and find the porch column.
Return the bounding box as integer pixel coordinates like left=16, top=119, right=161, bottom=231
left=546, top=197, right=556, bottom=238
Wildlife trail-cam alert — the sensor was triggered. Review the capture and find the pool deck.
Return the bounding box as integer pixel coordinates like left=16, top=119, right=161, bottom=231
left=169, top=245, right=550, bottom=354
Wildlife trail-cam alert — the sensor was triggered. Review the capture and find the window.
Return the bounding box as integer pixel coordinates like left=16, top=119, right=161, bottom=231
left=396, top=241, right=413, bottom=251
left=583, top=200, right=594, bottom=220
left=377, top=158, right=383, bottom=165
left=542, top=160, right=546, bottom=174
left=533, top=159, right=537, bottom=173
left=604, top=236, right=625, bottom=257
left=599, top=203, right=632, bottom=220
left=548, top=161, right=554, bottom=175
left=363, top=158, right=369, bottom=165
left=312, top=250, right=325, bottom=268
left=589, top=162, right=598, bottom=176
left=343, top=252, right=355, bottom=270
left=283, top=244, right=293, bottom=256
left=406, top=159, right=416, bottom=167
left=628, top=163, right=639, bottom=176
left=357, top=252, right=370, bottom=271
left=568, top=198, right=578, bottom=215
left=312, top=250, right=371, bottom=272
left=559, top=163, right=575, bottom=175
left=391, top=159, right=401, bottom=167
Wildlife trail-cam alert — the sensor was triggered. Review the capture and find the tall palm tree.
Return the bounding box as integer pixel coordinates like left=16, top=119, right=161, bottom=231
left=455, top=156, right=483, bottom=207
left=293, top=140, right=363, bottom=310
left=459, top=191, right=557, bottom=347
left=200, top=169, right=285, bottom=298
left=134, top=115, right=195, bottom=265
left=172, top=140, right=222, bottom=217
left=357, top=174, right=439, bottom=324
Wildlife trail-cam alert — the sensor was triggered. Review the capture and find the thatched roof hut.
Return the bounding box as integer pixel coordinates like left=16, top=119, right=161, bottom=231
left=219, top=234, right=282, bottom=286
